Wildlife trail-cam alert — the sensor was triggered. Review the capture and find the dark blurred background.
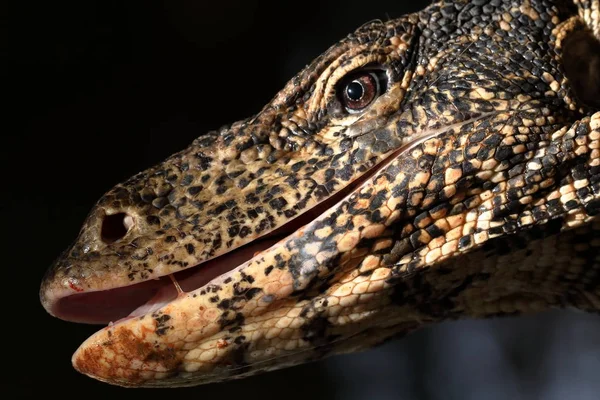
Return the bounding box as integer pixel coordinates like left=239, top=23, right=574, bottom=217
left=5, top=1, right=600, bottom=399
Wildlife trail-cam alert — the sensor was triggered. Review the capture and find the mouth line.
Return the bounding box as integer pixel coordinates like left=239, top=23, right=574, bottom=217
left=51, top=149, right=398, bottom=326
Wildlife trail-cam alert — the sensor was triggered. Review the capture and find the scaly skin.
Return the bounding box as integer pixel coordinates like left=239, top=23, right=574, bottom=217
left=40, top=0, right=600, bottom=387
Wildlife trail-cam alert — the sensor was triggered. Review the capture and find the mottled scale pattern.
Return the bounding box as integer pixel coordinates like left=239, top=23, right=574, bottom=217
left=40, top=0, right=599, bottom=387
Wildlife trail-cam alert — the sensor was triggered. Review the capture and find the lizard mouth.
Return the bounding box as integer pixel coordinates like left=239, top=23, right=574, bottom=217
left=50, top=236, right=285, bottom=325
left=48, top=147, right=403, bottom=325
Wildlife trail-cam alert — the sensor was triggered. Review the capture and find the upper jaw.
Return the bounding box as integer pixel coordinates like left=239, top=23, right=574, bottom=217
left=39, top=112, right=409, bottom=325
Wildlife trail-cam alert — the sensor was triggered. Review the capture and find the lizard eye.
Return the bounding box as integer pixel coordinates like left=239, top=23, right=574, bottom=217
left=340, top=71, right=382, bottom=113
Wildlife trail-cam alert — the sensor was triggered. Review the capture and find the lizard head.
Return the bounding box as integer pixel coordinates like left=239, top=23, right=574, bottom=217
left=40, top=0, right=600, bottom=387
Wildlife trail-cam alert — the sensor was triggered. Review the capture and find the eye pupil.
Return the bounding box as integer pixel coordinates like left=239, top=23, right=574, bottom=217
left=346, top=81, right=364, bottom=101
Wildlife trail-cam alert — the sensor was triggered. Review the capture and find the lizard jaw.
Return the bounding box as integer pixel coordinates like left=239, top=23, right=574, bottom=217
left=43, top=145, right=403, bottom=325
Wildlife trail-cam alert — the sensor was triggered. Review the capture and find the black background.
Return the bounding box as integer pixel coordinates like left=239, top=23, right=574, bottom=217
left=6, top=1, right=600, bottom=399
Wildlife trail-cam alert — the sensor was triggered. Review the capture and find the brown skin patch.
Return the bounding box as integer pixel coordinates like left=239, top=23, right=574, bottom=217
left=74, top=327, right=182, bottom=384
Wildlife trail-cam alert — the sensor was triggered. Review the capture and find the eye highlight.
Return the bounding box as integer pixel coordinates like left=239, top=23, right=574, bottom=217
left=339, top=71, right=383, bottom=113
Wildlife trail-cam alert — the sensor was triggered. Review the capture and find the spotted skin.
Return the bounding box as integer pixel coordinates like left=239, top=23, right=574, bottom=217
left=40, top=0, right=599, bottom=387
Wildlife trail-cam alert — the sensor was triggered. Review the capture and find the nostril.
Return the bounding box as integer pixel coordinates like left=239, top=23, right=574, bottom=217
left=101, top=213, right=134, bottom=243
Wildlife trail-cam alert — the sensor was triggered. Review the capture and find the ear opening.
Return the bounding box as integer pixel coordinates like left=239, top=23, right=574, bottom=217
left=562, top=27, right=600, bottom=109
